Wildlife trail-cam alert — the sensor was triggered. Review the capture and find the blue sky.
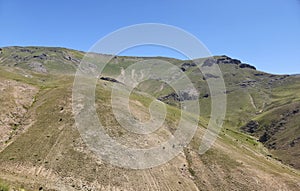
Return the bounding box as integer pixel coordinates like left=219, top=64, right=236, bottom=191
left=0, top=0, right=299, bottom=74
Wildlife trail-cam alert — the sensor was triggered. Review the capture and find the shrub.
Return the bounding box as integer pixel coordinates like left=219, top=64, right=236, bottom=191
left=0, top=182, right=9, bottom=191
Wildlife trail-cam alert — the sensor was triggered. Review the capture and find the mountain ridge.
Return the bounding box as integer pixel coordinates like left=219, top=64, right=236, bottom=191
left=0, top=46, right=300, bottom=191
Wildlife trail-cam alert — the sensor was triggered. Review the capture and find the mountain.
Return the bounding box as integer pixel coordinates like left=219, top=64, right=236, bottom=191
left=0, top=46, right=300, bottom=191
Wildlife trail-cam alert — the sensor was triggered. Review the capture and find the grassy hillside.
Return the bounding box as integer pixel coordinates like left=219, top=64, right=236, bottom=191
left=0, top=46, right=300, bottom=190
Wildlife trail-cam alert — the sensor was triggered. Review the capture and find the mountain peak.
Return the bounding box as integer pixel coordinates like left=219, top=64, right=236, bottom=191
left=212, top=55, right=256, bottom=70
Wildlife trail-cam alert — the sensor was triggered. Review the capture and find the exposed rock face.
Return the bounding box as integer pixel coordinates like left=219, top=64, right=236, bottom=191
left=204, top=73, right=220, bottom=79
left=259, top=132, right=271, bottom=143
left=202, top=58, right=216, bottom=67
left=19, top=48, right=34, bottom=53
left=216, top=56, right=241, bottom=65
left=239, top=80, right=257, bottom=88
left=241, top=120, right=259, bottom=134
left=290, top=137, right=300, bottom=147
left=241, top=104, right=300, bottom=169
left=29, top=62, right=48, bottom=73
left=9, top=53, right=49, bottom=62
left=33, top=53, right=48, bottom=60
left=158, top=90, right=198, bottom=102
left=0, top=47, right=82, bottom=75
left=254, top=73, right=264, bottom=76
left=180, top=62, right=196, bottom=71
left=158, top=92, right=182, bottom=102
left=62, top=51, right=80, bottom=63
left=99, top=76, right=120, bottom=83
left=202, top=56, right=256, bottom=70
left=239, top=63, right=256, bottom=70
left=203, top=93, right=209, bottom=98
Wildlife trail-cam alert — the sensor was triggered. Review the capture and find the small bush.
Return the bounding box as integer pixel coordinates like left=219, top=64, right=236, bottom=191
left=188, top=167, right=196, bottom=176
left=0, top=182, right=9, bottom=191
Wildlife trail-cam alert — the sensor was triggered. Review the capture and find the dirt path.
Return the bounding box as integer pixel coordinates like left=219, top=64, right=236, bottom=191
left=248, top=93, right=257, bottom=110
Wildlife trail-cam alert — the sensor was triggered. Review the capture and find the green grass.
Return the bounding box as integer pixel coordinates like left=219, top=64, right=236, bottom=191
left=0, top=181, right=9, bottom=191
left=1, top=46, right=300, bottom=190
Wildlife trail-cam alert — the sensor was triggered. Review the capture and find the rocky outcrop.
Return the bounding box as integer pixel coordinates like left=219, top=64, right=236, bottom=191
left=0, top=47, right=82, bottom=75
left=29, top=62, right=48, bottom=73
left=239, top=63, right=256, bottom=70
left=216, top=56, right=241, bottom=65
left=242, top=105, right=300, bottom=148
left=204, top=73, right=220, bottom=79
left=290, top=137, right=300, bottom=147
left=99, top=76, right=120, bottom=83
left=180, top=62, right=196, bottom=72
left=158, top=92, right=182, bottom=102
left=254, top=73, right=265, bottom=76
left=238, top=80, right=257, bottom=88
left=202, top=58, right=216, bottom=67
left=241, top=120, right=259, bottom=134
left=202, top=56, right=256, bottom=70
left=158, top=91, right=198, bottom=102
left=19, top=48, right=34, bottom=53
left=62, top=51, right=80, bottom=63
left=32, top=53, right=48, bottom=60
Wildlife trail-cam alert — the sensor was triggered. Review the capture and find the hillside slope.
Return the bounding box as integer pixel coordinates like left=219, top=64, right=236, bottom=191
left=0, top=46, right=300, bottom=191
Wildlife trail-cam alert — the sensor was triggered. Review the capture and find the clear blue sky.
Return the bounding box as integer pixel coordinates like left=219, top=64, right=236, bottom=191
left=0, top=0, right=299, bottom=74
